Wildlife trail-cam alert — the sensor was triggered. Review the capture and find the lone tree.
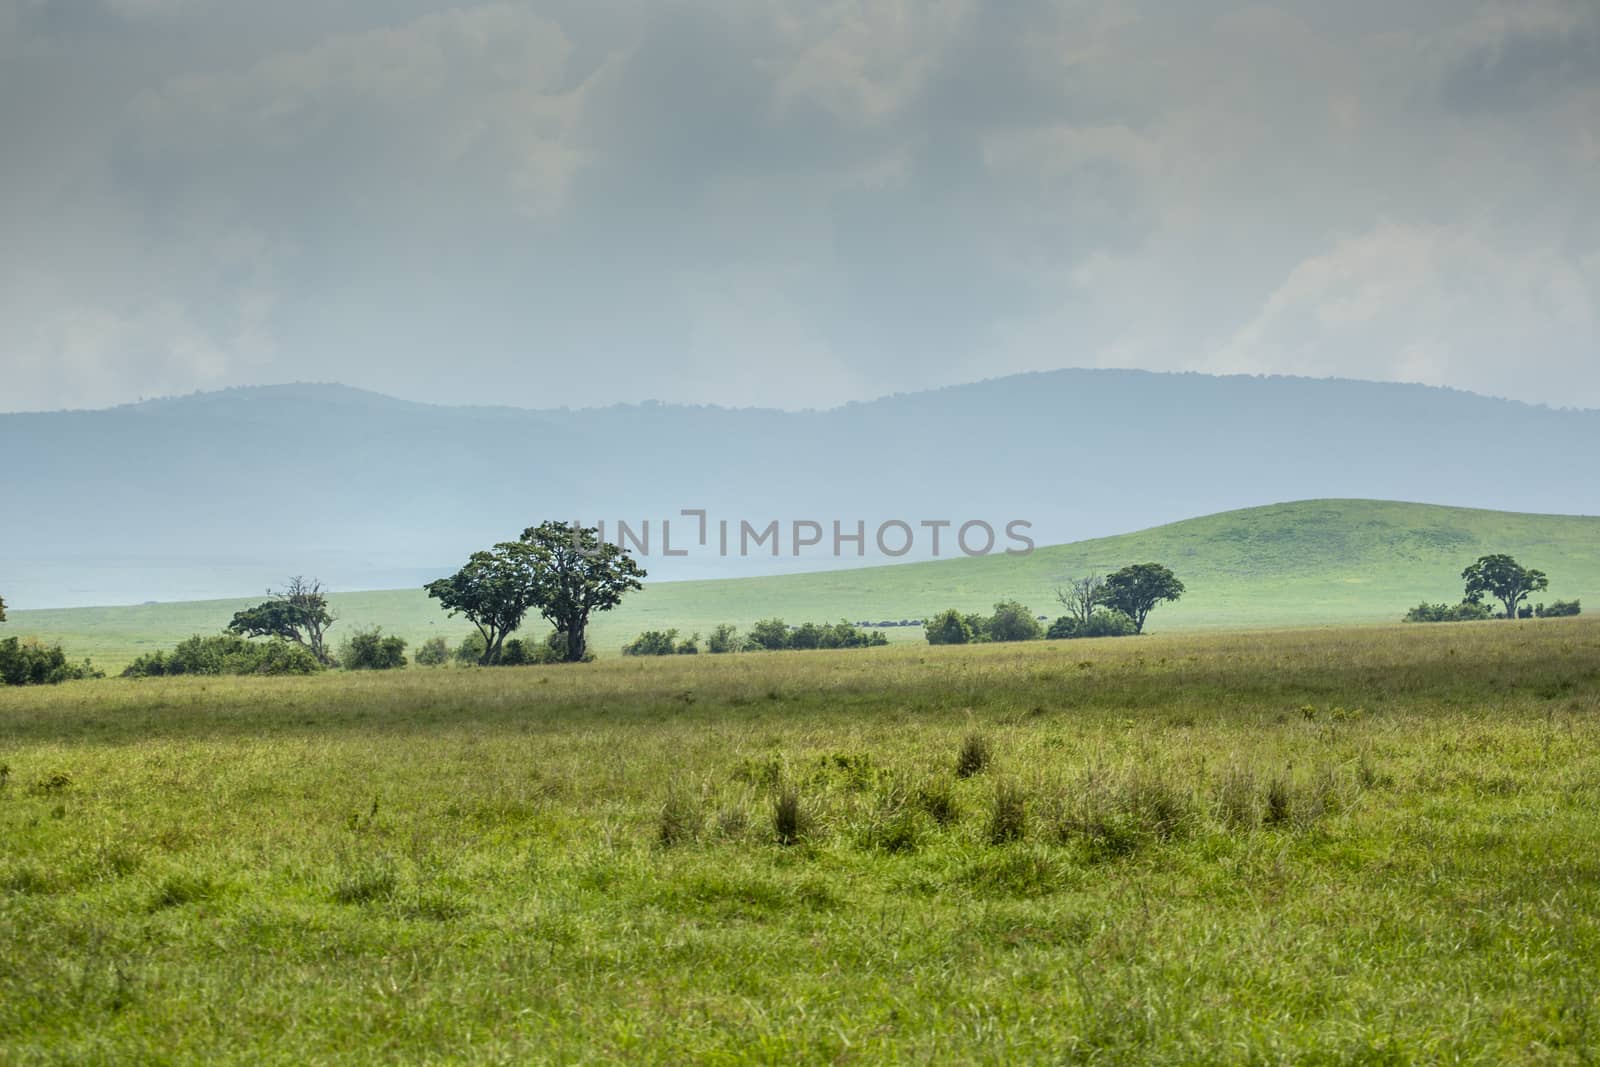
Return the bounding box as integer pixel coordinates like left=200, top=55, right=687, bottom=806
left=1103, top=563, right=1186, bottom=634
left=425, top=540, right=541, bottom=665
left=1463, top=554, right=1548, bottom=621
left=227, top=577, right=336, bottom=664
left=0, top=592, right=6, bottom=622
left=1056, top=574, right=1105, bottom=629
left=522, top=521, right=646, bottom=663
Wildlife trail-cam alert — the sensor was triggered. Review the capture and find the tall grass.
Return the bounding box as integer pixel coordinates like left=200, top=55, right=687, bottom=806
left=1, top=619, right=1598, bottom=1062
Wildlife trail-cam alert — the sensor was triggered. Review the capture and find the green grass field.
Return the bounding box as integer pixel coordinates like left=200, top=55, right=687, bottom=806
left=4, top=617, right=1600, bottom=1063
left=8, top=499, right=1598, bottom=672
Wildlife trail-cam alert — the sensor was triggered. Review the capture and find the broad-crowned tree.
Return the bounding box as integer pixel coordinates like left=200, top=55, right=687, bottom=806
left=521, top=521, right=647, bottom=663
left=1462, top=555, right=1548, bottom=621
left=1103, top=564, right=1186, bottom=634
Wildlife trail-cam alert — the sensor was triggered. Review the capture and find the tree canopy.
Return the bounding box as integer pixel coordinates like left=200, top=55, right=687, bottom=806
left=521, top=522, right=647, bottom=663
left=1462, top=554, right=1548, bottom=620
left=226, top=577, right=336, bottom=664
left=425, top=541, right=541, bottom=665
left=1103, top=563, right=1186, bottom=634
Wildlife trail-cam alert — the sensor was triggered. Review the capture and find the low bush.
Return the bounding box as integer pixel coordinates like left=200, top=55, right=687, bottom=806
left=1047, top=609, right=1138, bottom=640
left=737, top=619, right=887, bottom=652
left=122, top=634, right=321, bottom=678
left=1404, top=601, right=1494, bottom=623
left=706, top=624, right=740, bottom=654
left=339, top=628, right=407, bottom=670
left=622, top=629, right=683, bottom=656
left=0, top=638, right=103, bottom=686
left=1536, top=600, right=1582, bottom=618
left=414, top=636, right=451, bottom=666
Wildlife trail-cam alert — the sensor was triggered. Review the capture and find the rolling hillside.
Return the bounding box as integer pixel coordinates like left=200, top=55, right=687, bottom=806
left=9, top=500, right=1596, bottom=670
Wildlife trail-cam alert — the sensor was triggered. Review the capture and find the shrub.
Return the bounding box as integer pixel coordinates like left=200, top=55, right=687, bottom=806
left=122, top=634, right=320, bottom=678
left=539, top=631, right=593, bottom=664
left=706, top=624, right=740, bottom=654
left=0, top=638, right=103, bottom=686
left=1404, top=601, right=1493, bottom=623
left=985, top=601, right=1042, bottom=643
left=1536, top=600, right=1582, bottom=618
left=1081, top=609, right=1137, bottom=638
left=414, top=636, right=451, bottom=666
left=677, top=633, right=700, bottom=654
left=1045, top=616, right=1081, bottom=640
left=924, top=609, right=973, bottom=645
left=499, top=638, right=531, bottom=666
left=339, top=628, right=407, bottom=670
left=745, top=618, right=791, bottom=652
left=454, top=632, right=488, bottom=664
left=622, top=629, right=681, bottom=656
left=816, top=621, right=888, bottom=649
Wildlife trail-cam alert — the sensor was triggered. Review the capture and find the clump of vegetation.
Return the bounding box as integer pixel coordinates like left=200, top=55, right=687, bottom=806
left=1405, top=601, right=1493, bottom=623
left=956, top=732, right=992, bottom=779
left=913, top=777, right=961, bottom=826
left=986, top=780, right=1028, bottom=844
left=0, top=638, right=102, bottom=686
left=706, top=624, right=741, bottom=654
left=923, top=609, right=973, bottom=645
left=1047, top=609, right=1137, bottom=639
left=338, top=628, right=408, bottom=670
left=1536, top=600, right=1582, bottom=618
left=737, top=619, right=888, bottom=652
left=772, top=786, right=810, bottom=846
left=622, top=629, right=701, bottom=656
left=496, top=631, right=595, bottom=666
left=413, top=636, right=451, bottom=666
left=657, top=788, right=703, bottom=847
left=454, top=632, right=488, bottom=664
left=122, top=634, right=321, bottom=678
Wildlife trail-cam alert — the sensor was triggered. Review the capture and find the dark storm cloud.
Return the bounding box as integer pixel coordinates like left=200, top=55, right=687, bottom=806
left=0, top=0, right=1595, bottom=413
left=1441, top=10, right=1600, bottom=112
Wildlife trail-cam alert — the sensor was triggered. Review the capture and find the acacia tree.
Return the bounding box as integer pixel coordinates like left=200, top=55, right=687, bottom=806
left=1463, top=554, right=1548, bottom=621
left=1056, top=574, right=1105, bottom=629
left=1103, top=563, right=1186, bottom=634
left=424, top=542, right=540, bottom=665
left=227, top=576, right=336, bottom=664
left=523, top=521, right=647, bottom=663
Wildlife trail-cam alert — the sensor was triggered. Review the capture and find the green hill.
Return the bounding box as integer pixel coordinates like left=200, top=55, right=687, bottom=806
left=9, top=500, right=1597, bottom=670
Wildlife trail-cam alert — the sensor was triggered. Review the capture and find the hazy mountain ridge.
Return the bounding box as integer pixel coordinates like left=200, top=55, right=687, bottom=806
left=4, top=369, right=1598, bottom=608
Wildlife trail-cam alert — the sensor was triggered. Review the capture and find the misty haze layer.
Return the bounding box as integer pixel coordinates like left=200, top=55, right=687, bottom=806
left=3, top=370, right=1597, bottom=607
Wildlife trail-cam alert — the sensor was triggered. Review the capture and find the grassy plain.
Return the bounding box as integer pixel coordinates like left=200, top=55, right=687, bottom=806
left=9, top=499, right=1600, bottom=672
left=3, top=617, right=1600, bottom=1063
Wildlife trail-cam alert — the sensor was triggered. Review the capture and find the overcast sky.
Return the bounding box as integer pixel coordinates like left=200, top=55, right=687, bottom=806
left=1, top=0, right=1596, bottom=413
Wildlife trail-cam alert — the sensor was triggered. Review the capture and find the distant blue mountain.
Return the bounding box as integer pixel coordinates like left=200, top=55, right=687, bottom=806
left=3, top=369, right=1596, bottom=607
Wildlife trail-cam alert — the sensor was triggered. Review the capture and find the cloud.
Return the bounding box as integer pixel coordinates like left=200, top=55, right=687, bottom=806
left=1211, top=223, right=1599, bottom=406
left=0, top=0, right=1596, bottom=412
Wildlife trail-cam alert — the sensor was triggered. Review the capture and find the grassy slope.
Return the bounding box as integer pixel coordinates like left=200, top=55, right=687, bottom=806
left=9, top=499, right=1599, bottom=670
left=3, top=620, right=1600, bottom=1062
